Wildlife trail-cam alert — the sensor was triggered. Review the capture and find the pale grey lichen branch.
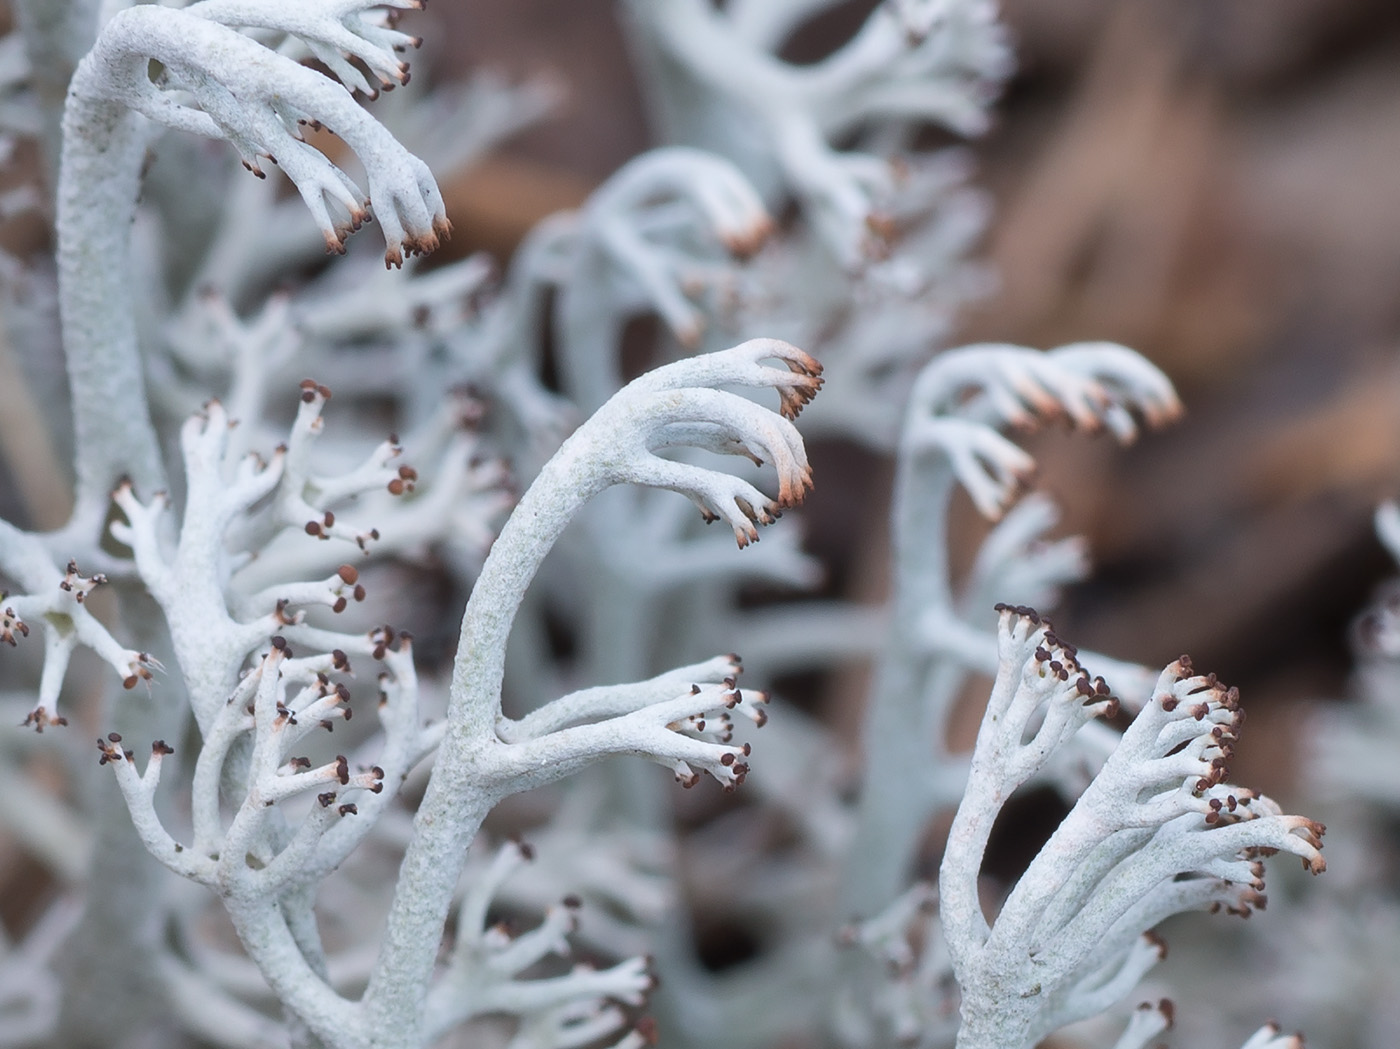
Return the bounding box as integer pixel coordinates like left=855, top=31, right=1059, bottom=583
left=187, top=0, right=422, bottom=101
left=940, top=607, right=1326, bottom=1049
left=557, top=147, right=775, bottom=413
left=626, top=0, right=1010, bottom=264
left=831, top=883, right=961, bottom=1049
left=841, top=342, right=1178, bottom=916
left=78, top=3, right=448, bottom=262
left=1310, top=500, right=1400, bottom=808
left=1238, top=1025, right=1306, bottom=1049
left=361, top=339, right=821, bottom=1046
left=0, top=521, right=158, bottom=727
left=98, top=629, right=425, bottom=1045
left=1111, top=1000, right=1174, bottom=1049
left=58, top=1, right=447, bottom=524
left=1111, top=1004, right=1305, bottom=1049
left=423, top=840, right=654, bottom=1043
left=0, top=895, right=82, bottom=1048
left=895, top=340, right=1178, bottom=672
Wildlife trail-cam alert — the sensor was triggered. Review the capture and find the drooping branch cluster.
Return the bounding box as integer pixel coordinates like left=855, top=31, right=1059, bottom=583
left=896, top=341, right=1180, bottom=695
left=75, top=0, right=449, bottom=265
left=627, top=0, right=1010, bottom=266
left=559, top=146, right=775, bottom=388
left=941, top=607, right=1325, bottom=1049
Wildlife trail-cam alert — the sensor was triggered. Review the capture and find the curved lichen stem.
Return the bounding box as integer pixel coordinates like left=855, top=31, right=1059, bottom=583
left=838, top=365, right=967, bottom=916
left=362, top=437, right=609, bottom=1042
left=365, top=341, right=818, bottom=1045
left=57, top=66, right=166, bottom=519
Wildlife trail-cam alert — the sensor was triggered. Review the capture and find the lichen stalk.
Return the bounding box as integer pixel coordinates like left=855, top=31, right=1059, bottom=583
left=57, top=74, right=163, bottom=518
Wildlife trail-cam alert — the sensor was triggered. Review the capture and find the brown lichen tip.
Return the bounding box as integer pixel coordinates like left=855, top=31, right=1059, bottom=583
left=993, top=602, right=1046, bottom=627
left=1, top=606, right=29, bottom=646
left=722, top=215, right=775, bottom=260
left=96, top=732, right=128, bottom=765
left=775, top=350, right=825, bottom=421
left=634, top=1017, right=660, bottom=1046
left=864, top=210, right=898, bottom=244
left=22, top=706, right=66, bottom=732
left=299, top=378, right=318, bottom=401
left=387, top=463, right=417, bottom=496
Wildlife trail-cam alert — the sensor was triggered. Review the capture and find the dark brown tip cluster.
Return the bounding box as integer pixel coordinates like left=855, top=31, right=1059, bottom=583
left=1, top=604, right=28, bottom=646
left=96, top=732, right=132, bottom=765
left=776, top=351, right=824, bottom=422
left=308, top=675, right=354, bottom=731
left=370, top=625, right=411, bottom=660
left=22, top=706, right=66, bottom=731
left=998, top=604, right=1120, bottom=716
left=322, top=199, right=371, bottom=256
left=721, top=215, right=776, bottom=261
left=59, top=560, right=107, bottom=604
left=1203, top=790, right=1249, bottom=825
left=305, top=510, right=337, bottom=539
left=384, top=216, right=453, bottom=270
left=123, top=654, right=156, bottom=691
left=720, top=752, right=750, bottom=793
left=994, top=602, right=1044, bottom=625
left=299, top=379, right=333, bottom=404
left=1134, top=998, right=1175, bottom=1028
left=1154, top=662, right=1248, bottom=793
left=1295, top=820, right=1328, bottom=874
left=386, top=464, right=417, bottom=496
left=331, top=565, right=367, bottom=613
left=1209, top=886, right=1268, bottom=918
